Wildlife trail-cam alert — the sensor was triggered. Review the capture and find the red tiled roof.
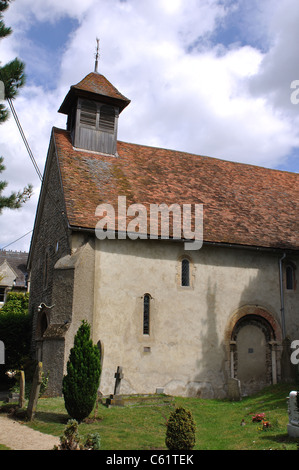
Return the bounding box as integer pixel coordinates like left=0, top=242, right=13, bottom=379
left=58, top=72, right=130, bottom=114
left=53, top=127, right=299, bottom=251
left=73, top=73, right=130, bottom=102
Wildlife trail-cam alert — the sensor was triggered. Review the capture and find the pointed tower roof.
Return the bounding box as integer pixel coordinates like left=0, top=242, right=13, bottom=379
left=58, top=72, right=130, bottom=115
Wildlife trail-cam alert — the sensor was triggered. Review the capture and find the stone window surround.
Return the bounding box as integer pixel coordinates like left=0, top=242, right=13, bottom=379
left=176, top=255, right=195, bottom=289
left=285, top=261, right=296, bottom=291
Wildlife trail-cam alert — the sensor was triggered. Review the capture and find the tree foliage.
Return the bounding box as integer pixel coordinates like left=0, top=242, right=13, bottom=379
left=62, top=321, right=101, bottom=422
left=0, top=292, right=31, bottom=387
left=0, top=291, right=29, bottom=315
left=0, top=0, right=26, bottom=123
left=0, top=157, right=32, bottom=214
left=0, top=1, right=32, bottom=214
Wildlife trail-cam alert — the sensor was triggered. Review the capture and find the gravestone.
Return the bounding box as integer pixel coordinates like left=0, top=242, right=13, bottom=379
left=106, top=366, right=125, bottom=407
left=5, top=391, right=19, bottom=403
left=287, top=391, right=299, bottom=437
left=227, top=378, right=242, bottom=401
left=27, top=362, right=43, bottom=421
left=114, top=366, right=123, bottom=395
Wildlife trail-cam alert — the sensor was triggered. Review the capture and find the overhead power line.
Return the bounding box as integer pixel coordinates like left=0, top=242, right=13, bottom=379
left=0, top=229, right=33, bottom=250
left=6, top=96, right=43, bottom=181
left=0, top=74, right=69, bottom=247
left=0, top=69, right=43, bottom=182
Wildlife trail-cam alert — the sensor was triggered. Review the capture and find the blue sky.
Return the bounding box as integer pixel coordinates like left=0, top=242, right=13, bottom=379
left=19, top=17, right=79, bottom=89
left=0, top=0, right=298, bottom=252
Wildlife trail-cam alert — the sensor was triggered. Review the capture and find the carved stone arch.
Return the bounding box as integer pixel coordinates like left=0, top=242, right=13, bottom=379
left=35, top=306, right=51, bottom=363
left=225, top=305, right=282, bottom=396
left=36, top=307, right=50, bottom=340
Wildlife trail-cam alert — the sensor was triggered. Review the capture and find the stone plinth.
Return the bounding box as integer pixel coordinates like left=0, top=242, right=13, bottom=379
left=106, top=394, right=125, bottom=408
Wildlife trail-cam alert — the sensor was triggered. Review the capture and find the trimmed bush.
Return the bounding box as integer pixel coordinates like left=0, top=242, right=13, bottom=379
left=165, top=407, right=196, bottom=450
left=62, top=320, right=101, bottom=422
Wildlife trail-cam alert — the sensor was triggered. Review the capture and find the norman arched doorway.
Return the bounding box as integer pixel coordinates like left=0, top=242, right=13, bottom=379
left=227, top=306, right=282, bottom=396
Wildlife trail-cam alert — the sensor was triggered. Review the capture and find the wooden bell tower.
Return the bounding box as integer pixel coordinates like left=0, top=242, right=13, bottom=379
left=58, top=50, right=130, bottom=156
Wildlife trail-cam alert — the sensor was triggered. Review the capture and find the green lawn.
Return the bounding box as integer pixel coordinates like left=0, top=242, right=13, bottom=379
left=1, top=383, right=299, bottom=450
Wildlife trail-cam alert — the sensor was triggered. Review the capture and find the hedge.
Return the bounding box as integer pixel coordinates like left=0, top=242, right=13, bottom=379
left=0, top=292, right=31, bottom=389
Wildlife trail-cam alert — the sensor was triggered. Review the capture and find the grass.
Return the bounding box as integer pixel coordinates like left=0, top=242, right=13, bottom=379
left=1, top=383, right=299, bottom=450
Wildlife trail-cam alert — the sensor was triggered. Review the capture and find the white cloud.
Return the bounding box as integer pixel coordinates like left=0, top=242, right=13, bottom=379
left=0, top=0, right=299, bottom=252
left=248, top=0, right=299, bottom=112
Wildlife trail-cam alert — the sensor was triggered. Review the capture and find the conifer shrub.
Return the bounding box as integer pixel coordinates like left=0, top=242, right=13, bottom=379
left=84, top=432, right=101, bottom=450
left=165, top=407, right=196, bottom=450
left=55, top=419, right=81, bottom=450
left=62, top=320, right=101, bottom=422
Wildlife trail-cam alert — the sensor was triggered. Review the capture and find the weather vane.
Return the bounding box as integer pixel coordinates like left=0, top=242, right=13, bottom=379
left=94, top=38, right=100, bottom=73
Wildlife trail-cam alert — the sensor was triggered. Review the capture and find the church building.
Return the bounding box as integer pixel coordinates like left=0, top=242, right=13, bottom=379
left=27, top=68, right=299, bottom=398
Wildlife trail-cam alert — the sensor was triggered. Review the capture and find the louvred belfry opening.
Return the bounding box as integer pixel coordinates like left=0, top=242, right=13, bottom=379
left=58, top=72, right=130, bottom=156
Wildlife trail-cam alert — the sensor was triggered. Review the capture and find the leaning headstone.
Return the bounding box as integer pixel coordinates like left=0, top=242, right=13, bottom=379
left=227, top=378, right=242, bottom=401
left=27, top=362, right=43, bottom=421
left=106, top=366, right=125, bottom=407
left=114, top=366, right=123, bottom=395
left=287, top=391, right=299, bottom=437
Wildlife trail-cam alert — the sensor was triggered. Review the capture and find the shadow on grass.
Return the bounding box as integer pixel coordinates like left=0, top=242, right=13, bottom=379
left=34, top=410, right=69, bottom=425
left=260, top=432, right=299, bottom=447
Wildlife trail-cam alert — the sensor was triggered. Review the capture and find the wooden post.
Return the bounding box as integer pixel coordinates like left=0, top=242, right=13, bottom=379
left=27, top=362, right=43, bottom=421
left=19, top=370, right=25, bottom=408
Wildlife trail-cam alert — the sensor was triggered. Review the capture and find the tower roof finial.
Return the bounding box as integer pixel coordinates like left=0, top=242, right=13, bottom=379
left=94, top=38, right=100, bottom=73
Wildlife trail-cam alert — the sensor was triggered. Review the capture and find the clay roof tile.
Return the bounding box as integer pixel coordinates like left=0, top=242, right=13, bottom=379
left=53, top=127, right=299, bottom=251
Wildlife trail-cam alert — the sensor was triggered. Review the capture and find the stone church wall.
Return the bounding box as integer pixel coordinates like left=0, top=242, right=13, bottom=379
left=92, top=237, right=298, bottom=398
left=28, top=141, right=71, bottom=359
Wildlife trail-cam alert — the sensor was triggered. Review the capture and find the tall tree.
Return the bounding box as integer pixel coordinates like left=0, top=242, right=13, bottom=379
left=0, top=0, right=32, bottom=212
left=0, top=0, right=26, bottom=123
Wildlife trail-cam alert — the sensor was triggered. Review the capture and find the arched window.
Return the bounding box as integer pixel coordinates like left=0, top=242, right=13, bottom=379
left=40, top=312, right=48, bottom=337
left=181, top=258, right=190, bottom=287
left=286, top=264, right=295, bottom=290
left=143, top=294, right=150, bottom=335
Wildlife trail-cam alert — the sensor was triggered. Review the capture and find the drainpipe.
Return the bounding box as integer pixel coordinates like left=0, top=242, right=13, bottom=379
left=279, top=253, right=286, bottom=339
